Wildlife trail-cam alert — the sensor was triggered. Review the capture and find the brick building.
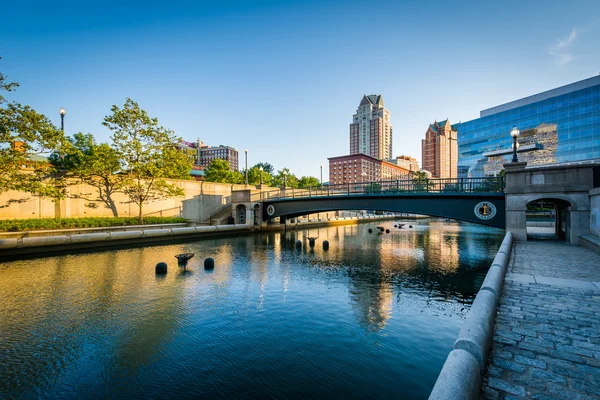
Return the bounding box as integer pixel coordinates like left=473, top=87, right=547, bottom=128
left=390, top=155, right=419, bottom=172
left=421, top=119, right=458, bottom=178
left=328, top=153, right=410, bottom=186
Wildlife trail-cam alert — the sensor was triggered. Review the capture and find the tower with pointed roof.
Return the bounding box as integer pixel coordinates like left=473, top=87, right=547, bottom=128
left=421, top=119, right=458, bottom=178
left=349, top=94, right=392, bottom=160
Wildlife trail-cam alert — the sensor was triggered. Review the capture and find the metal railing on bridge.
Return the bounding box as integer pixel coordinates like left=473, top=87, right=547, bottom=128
left=251, top=177, right=504, bottom=201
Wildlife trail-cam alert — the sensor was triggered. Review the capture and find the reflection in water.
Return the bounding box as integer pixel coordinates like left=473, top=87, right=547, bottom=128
left=0, top=220, right=503, bottom=399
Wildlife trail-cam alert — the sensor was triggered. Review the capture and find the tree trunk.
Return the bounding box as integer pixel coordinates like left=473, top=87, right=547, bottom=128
left=138, top=203, right=144, bottom=224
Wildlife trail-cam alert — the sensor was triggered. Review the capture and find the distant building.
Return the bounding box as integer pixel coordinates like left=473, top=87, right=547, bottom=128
left=390, top=155, right=419, bottom=172
left=350, top=94, right=393, bottom=160
left=421, top=119, right=458, bottom=179
left=455, top=75, right=600, bottom=177
left=178, top=139, right=239, bottom=171
left=328, top=153, right=410, bottom=186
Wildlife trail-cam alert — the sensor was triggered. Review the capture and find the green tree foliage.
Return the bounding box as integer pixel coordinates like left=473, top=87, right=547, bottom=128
left=51, top=133, right=124, bottom=216
left=298, top=176, right=320, bottom=188
left=204, top=159, right=234, bottom=183
left=272, top=168, right=298, bottom=188
left=102, top=98, right=193, bottom=223
left=411, top=171, right=430, bottom=192
left=253, top=162, right=274, bottom=175
left=247, top=164, right=273, bottom=186
left=0, top=60, right=66, bottom=198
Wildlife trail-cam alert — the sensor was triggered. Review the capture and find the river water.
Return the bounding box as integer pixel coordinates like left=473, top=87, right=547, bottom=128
left=0, top=220, right=504, bottom=399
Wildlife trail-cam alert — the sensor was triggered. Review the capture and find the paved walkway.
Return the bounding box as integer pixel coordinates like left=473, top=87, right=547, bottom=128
left=482, top=241, right=600, bottom=399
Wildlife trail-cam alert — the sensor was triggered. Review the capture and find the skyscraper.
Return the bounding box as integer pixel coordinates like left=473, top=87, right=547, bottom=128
left=350, top=94, right=392, bottom=160
left=421, top=119, right=458, bottom=179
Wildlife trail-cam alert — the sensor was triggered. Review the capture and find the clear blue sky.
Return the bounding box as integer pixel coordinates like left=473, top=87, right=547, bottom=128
left=2, top=0, right=599, bottom=180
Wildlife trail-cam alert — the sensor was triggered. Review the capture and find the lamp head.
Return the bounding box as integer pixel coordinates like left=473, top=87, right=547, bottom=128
left=510, top=126, right=520, bottom=138
left=259, top=166, right=263, bottom=172
left=59, top=107, right=66, bottom=116
left=244, top=148, right=248, bottom=153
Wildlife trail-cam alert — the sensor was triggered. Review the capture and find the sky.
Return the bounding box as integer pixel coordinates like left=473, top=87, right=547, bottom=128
left=2, top=0, right=599, bottom=181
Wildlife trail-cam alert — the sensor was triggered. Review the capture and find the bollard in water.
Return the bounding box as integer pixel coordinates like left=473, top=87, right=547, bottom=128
left=386, top=229, right=390, bottom=233
left=368, top=228, right=373, bottom=233
left=409, top=225, right=413, bottom=228
left=323, top=240, right=329, bottom=250
left=156, top=262, right=168, bottom=274
left=295, top=240, right=302, bottom=248
left=308, top=239, right=316, bottom=248
left=204, top=258, right=215, bottom=269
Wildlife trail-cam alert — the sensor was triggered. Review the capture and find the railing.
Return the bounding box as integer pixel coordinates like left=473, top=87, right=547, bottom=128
left=208, top=203, right=233, bottom=225
left=143, top=206, right=183, bottom=217
left=257, top=177, right=504, bottom=201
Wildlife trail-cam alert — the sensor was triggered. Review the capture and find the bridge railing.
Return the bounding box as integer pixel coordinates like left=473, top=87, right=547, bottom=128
left=254, top=177, right=504, bottom=201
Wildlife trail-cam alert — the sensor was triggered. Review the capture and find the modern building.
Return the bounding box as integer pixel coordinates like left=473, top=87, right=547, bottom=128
left=456, top=75, right=600, bottom=177
left=350, top=94, right=393, bottom=160
left=421, top=119, right=458, bottom=178
left=390, top=155, right=419, bottom=172
left=328, top=153, right=410, bottom=186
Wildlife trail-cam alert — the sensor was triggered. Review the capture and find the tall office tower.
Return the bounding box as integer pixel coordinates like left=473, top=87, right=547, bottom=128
left=349, top=94, right=392, bottom=160
left=421, top=119, right=458, bottom=179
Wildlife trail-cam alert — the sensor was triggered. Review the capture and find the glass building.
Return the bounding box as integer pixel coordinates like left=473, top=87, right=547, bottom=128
left=456, top=75, right=600, bottom=177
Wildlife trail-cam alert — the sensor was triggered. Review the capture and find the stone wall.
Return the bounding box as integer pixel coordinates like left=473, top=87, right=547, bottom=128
left=0, top=179, right=253, bottom=221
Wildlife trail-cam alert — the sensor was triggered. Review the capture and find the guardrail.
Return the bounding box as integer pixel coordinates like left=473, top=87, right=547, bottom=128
left=143, top=206, right=183, bottom=217
left=252, top=177, right=504, bottom=201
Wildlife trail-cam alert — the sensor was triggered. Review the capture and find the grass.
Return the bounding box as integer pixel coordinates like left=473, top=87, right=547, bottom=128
left=0, top=217, right=188, bottom=232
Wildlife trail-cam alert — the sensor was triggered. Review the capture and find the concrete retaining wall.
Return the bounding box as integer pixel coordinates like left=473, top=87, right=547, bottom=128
left=429, top=231, right=513, bottom=400
left=0, top=224, right=252, bottom=258
left=590, top=188, right=600, bottom=237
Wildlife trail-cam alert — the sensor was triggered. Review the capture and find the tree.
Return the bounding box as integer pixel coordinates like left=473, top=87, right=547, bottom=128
left=102, top=98, right=193, bottom=223
left=51, top=133, right=124, bottom=216
left=1, top=60, right=66, bottom=198
left=247, top=165, right=273, bottom=186
left=272, top=168, right=298, bottom=188
left=411, top=171, right=429, bottom=192
left=298, top=176, right=320, bottom=188
left=204, top=159, right=234, bottom=183
left=253, top=162, right=274, bottom=175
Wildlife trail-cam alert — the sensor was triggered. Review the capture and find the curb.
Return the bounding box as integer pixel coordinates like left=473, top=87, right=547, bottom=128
left=429, top=231, right=513, bottom=400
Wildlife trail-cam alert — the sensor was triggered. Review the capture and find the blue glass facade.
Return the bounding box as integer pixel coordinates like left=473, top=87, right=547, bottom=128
left=456, top=76, right=600, bottom=177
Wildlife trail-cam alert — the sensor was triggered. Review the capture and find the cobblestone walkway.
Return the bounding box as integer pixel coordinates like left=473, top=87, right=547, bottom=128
left=482, top=241, right=600, bottom=399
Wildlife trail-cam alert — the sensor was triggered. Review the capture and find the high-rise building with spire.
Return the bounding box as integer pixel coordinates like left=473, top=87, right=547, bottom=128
left=349, top=94, right=392, bottom=160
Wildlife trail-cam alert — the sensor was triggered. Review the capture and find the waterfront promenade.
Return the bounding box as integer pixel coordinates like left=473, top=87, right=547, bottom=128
left=482, top=241, right=600, bottom=399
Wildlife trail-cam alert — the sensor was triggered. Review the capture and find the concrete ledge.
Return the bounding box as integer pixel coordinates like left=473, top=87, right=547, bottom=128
left=22, top=235, right=68, bottom=247
left=429, top=349, right=481, bottom=400
left=171, top=227, right=196, bottom=235
left=430, top=231, right=513, bottom=399
left=580, top=234, right=600, bottom=255
left=454, top=289, right=498, bottom=371
left=0, top=238, right=18, bottom=249
left=70, top=232, right=109, bottom=244
left=480, top=265, right=504, bottom=296
left=109, top=230, right=143, bottom=240
left=196, top=225, right=218, bottom=233
left=142, top=229, right=172, bottom=238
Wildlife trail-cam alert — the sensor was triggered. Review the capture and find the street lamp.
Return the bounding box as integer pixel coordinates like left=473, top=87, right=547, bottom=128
left=59, top=107, right=66, bottom=132
left=320, top=164, right=323, bottom=185
left=244, top=148, right=248, bottom=185
left=510, top=126, right=520, bottom=162
left=283, top=170, right=287, bottom=188
left=259, top=166, right=263, bottom=185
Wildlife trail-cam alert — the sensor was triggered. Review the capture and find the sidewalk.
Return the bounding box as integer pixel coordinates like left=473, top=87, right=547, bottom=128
left=482, top=241, right=600, bottom=399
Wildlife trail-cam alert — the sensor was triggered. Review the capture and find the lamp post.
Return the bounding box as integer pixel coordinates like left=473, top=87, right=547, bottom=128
left=320, top=164, right=323, bottom=185
left=244, top=148, right=248, bottom=185
left=510, top=126, right=520, bottom=163
left=59, top=107, right=66, bottom=132
left=283, top=170, right=287, bottom=188
left=259, top=166, right=263, bottom=185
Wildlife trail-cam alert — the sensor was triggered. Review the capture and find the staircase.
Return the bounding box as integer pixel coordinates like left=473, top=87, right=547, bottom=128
left=207, top=203, right=233, bottom=225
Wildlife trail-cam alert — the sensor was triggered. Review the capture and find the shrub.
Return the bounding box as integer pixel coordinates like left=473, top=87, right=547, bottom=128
left=0, top=217, right=187, bottom=232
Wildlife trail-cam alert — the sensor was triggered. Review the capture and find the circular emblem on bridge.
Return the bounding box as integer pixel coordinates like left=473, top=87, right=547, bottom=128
left=474, top=201, right=497, bottom=220
left=266, top=205, right=276, bottom=216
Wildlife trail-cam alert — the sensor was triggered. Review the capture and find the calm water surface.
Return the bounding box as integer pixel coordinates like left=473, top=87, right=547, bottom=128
left=0, top=220, right=504, bottom=399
